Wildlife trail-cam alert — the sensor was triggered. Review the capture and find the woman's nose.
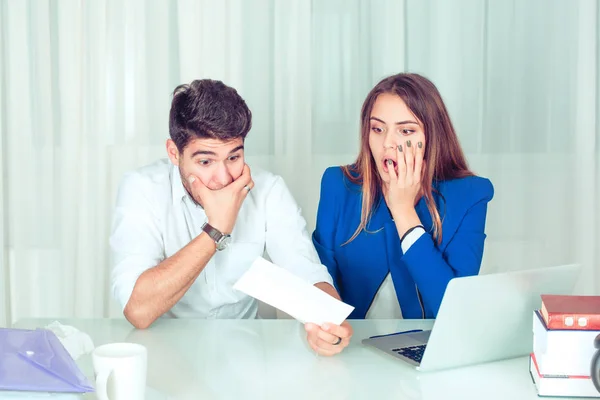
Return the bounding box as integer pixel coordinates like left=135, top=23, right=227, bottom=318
left=383, top=132, right=397, bottom=149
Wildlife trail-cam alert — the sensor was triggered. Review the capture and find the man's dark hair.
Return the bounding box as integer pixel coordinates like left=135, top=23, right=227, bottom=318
left=169, top=79, right=252, bottom=152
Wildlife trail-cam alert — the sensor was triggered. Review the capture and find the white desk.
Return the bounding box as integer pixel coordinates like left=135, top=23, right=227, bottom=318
left=10, top=318, right=569, bottom=400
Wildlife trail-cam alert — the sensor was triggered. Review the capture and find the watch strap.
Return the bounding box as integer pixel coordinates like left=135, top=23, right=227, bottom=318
left=202, top=222, right=224, bottom=243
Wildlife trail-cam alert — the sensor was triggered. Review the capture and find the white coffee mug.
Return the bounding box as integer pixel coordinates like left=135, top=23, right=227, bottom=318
left=92, top=343, right=148, bottom=400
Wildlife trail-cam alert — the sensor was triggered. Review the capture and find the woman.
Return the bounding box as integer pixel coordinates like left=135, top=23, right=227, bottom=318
left=313, top=73, right=494, bottom=319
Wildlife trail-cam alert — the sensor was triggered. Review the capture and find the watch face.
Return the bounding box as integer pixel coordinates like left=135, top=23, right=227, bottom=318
left=216, top=235, right=232, bottom=251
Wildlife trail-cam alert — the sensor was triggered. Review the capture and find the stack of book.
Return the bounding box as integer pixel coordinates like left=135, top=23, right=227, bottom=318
left=530, top=294, right=600, bottom=397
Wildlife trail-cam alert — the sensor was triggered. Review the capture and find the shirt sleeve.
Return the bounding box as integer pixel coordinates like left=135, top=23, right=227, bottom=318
left=109, top=172, right=165, bottom=311
left=400, top=227, right=425, bottom=254
left=264, top=176, right=334, bottom=287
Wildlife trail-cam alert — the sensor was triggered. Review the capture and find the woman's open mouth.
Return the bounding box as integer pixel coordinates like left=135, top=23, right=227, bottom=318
left=382, top=158, right=397, bottom=173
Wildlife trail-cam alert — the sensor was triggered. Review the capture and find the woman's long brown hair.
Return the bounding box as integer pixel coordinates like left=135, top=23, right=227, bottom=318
left=342, top=73, right=473, bottom=244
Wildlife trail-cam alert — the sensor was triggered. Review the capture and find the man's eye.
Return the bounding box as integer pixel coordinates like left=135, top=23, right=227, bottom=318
left=199, top=160, right=211, bottom=166
left=228, top=155, right=240, bottom=162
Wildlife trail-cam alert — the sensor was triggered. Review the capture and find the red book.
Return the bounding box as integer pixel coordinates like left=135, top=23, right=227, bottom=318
left=541, top=294, right=600, bottom=330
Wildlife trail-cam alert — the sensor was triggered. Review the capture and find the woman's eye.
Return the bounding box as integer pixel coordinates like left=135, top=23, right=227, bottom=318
left=400, top=128, right=415, bottom=135
left=371, top=126, right=384, bottom=134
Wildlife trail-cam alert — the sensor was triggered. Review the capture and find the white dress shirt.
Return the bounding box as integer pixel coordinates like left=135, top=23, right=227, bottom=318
left=110, top=159, right=333, bottom=319
left=366, top=227, right=425, bottom=319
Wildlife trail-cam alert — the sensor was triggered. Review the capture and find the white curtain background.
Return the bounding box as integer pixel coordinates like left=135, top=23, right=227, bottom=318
left=0, top=0, right=598, bottom=326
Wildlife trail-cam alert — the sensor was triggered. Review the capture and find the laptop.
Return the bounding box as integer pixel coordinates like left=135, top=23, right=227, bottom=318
left=362, top=264, right=581, bottom=372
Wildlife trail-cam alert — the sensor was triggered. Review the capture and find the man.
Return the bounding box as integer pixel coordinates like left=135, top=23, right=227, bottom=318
left=110, top=79, right=352, bottom=356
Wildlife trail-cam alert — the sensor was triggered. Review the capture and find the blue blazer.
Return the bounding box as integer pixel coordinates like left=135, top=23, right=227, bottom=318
left=312, top=166, right=494, bottom=319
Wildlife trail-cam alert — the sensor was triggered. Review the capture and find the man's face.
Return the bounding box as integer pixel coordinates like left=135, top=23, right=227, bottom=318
left=167, top=137, right=245, bottom=193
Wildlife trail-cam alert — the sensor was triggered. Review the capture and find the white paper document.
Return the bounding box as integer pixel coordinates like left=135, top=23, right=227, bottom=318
left=233, top=257, right=354, bottom=326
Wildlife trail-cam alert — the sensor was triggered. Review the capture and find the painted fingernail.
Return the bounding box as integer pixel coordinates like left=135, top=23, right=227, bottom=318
left=387, top=159, right=393, bottom=166
left=418, top=142, right=423, bottom=149
left=398, top=144, right=403, bottom=152
left=188, top=176, right=196, bottom=184
left=406, top=140, right=412, bottom=147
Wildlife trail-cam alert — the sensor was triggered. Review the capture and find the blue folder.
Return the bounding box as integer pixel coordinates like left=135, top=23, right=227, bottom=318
left=0, top=328, right=94, bottom=393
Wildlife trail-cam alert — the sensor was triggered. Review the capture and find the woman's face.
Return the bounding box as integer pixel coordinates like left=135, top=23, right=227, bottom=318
left=368, top=93, right=426, bottom=185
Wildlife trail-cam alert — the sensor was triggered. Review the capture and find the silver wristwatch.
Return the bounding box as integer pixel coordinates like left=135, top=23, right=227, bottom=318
left=201, top=222, right=231, bottom=251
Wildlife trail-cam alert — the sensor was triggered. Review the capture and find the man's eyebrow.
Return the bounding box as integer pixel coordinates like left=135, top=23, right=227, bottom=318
left=229, top=145, right=244, bottom=154
left=190, top=150, right=216, bottom=158
left=190, top=145, right=244, bottom=158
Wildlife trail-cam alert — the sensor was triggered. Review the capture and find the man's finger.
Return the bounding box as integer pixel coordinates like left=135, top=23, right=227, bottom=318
left=230, top=164, right=252, bottom=191
left=241, top=179, right=255, bottom=195
left=304, top=323, right=321, bottom=342
left=316, top=326, right=342, bottom=345
left=308, top=339, right=337, bottom=356
left=315, top=336, right=342, bottom=352
left=322, top=322, right=353, bottom=340
left=188, top=174, right=208, bottom=201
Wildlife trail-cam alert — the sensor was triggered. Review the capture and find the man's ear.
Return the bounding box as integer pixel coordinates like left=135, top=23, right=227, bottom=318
left=166, top=139, right=180, bottom=165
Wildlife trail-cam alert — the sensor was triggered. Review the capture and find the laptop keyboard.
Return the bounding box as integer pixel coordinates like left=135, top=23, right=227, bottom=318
left=392, top=344, right=426, bottom=363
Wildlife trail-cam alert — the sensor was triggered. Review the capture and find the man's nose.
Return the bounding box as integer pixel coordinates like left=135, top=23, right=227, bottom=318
left=213, top=164, right=232, bottom=188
